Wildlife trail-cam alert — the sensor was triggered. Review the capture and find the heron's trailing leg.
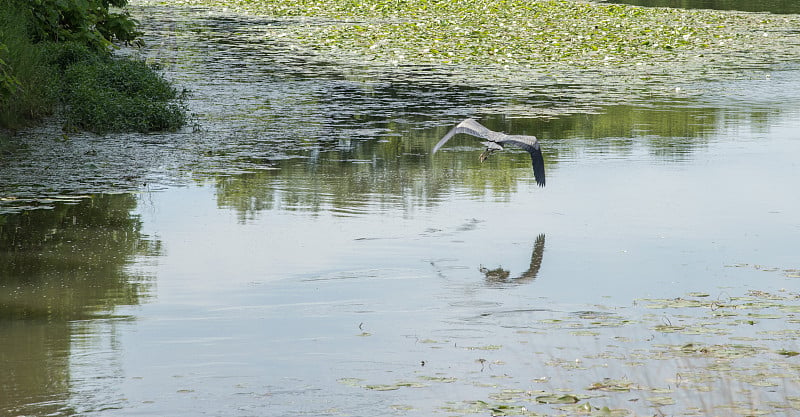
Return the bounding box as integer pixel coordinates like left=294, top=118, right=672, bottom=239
left=479, top=141, right=504, bottom=162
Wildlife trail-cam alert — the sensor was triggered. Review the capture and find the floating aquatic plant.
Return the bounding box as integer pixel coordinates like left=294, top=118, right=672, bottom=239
left=333, top=285, right=800, bottom=416
left=149, top=0, right=800, bottom=83
left=137, top=0, right=800, bottom=119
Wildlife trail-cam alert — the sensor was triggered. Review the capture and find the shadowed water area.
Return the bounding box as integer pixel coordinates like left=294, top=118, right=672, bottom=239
left=2, top=1, right=800, bottom=416
left=603, top=0, right=800, bottom=14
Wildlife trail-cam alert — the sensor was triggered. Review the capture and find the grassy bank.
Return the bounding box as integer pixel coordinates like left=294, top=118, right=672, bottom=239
left=0, top=0, right=186, bottom=133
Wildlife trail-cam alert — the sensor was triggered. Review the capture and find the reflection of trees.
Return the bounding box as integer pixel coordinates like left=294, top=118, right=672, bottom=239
left=507, top=105, right=714, bottom=141
left=481, top=106, right=715, bottom=161
left=0, top=194, right=160, bottom=416
left=214, top=102, right=727, bottom=219
left=0, top=194, right=159, bottom=319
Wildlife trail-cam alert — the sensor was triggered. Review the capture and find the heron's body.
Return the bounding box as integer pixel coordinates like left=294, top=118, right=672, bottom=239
left=432, top=118, right=546, bottom=187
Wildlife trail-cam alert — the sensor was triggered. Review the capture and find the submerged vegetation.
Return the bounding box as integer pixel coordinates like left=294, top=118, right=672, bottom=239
left=0, top=0, right=186, bottom=132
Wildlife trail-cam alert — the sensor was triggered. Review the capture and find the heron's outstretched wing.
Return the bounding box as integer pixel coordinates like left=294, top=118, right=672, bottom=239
left=498, top=136, right=546, bottom=187
left=432, top=119, right=499, bottom=154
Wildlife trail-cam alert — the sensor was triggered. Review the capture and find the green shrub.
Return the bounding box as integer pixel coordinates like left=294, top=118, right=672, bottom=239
left=62, top=58, right=187, bottom=132
left=0, top=0, right=187, bottom=133
left=42, top=41, right=102, bottom=71
left=0, top=2, right=59, bottom=129
left=0, top=44, right=21, bottom=97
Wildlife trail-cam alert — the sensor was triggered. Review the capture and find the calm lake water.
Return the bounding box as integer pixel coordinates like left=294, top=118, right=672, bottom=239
left=2, top=1, right=800, bottom=416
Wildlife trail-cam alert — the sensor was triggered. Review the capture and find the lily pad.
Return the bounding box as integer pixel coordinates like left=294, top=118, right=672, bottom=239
left=587, top=378, right=634, bottom=392
left=535, top=393, right=580, bottom=404
left=466, top=344, right=503, bottom=350
left=418, top=375, right=457, bottom=383
left=337, top=377, right=364, bottom=387
left=646, top=396, right=676, bottom=406
left=365, top=381, right=427, bottom=390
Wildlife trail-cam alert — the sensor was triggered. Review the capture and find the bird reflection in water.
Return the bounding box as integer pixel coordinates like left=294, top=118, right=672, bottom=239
left=480, top=234, right=546, bottom=286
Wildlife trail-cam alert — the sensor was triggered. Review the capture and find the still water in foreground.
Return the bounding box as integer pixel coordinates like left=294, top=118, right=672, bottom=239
left=3, top=109, right=800, bottom=415
left=3, top=3, right=800, bottom=416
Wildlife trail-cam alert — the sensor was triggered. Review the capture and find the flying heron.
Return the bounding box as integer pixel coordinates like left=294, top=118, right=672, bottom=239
left=432, top=118, right=546, bottom=187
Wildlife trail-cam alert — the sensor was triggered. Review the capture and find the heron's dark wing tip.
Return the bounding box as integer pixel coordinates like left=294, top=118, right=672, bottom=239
left=531, top=147, right=546, bottom=187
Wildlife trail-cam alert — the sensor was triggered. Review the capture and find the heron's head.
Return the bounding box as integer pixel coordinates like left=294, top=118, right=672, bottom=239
left=480, top=265, right=510, bottom=283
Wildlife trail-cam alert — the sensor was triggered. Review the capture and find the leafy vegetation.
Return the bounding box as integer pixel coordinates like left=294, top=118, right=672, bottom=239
left=0, top=0, right=186, bottom=132
left=24, top=0, right=143, bottom=50
left=0, top=3, right=59, bottom=129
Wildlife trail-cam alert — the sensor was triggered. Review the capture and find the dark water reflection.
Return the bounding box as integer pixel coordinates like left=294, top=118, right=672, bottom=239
left=0, top=194, right=159, bottom=318
left=602, top=0, right=800, bottom=14
left=0, top=194, right=159, bottom=416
